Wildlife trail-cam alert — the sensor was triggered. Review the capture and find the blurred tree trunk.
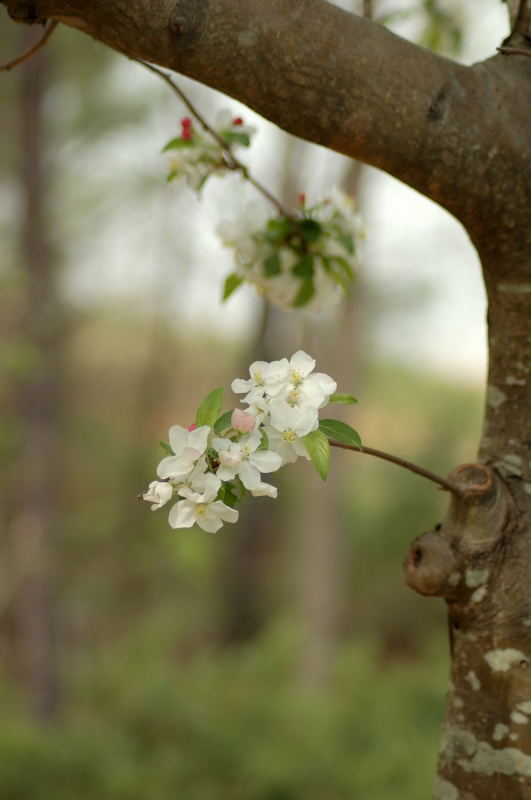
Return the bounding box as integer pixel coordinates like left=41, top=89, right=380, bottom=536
left=6, top=27, right=62, bottom=721
left=297, top=163, right=366, bottom=686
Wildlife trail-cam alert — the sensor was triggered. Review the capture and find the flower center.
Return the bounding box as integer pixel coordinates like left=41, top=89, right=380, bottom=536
left=286, top=388, right=300, bottom=407
left=291, top=369, right=303, bottom=387
left=253, top=370, right=264, bottom=386
left=195, top=504, right=207, bottom=516
left=282, top=429, right=297, bottom=443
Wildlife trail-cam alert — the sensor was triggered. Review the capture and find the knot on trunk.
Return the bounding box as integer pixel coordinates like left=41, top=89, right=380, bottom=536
left=404, top=530, right=456, bottom=595
left=404, top=463, right=514, bottom=599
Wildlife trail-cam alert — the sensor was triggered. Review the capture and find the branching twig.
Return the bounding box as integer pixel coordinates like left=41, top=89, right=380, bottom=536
left=497, top=46, right=531, bottom=57
left=328, top=439, right=463, bottom=497
left=134, top=58, right=293, bottom=218
left=0, top=20, right=58, bottom=72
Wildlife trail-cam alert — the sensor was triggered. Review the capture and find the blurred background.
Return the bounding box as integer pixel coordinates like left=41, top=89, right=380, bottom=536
left=0, top=1, right=507, bottom=797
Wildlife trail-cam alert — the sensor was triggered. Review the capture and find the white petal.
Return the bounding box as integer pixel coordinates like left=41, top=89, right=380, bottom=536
left=231, top=378, right=253, bottom=394
left=249, top=450, right=282, bottom=474
left=168, top=425, right=188, bottom=455
left=290, top=350, right=315, bottom=377
left=168, top=500, right=196, bottom=529
left=188, top=426, right=210, bottom=454
left=250, top=481, right=278, bottom=498
left=157, top=456, right=193, bottom=481
left=239, top=461, right=261, bottom=490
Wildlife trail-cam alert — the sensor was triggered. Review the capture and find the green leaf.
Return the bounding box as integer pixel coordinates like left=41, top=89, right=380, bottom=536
left=298, top=218, right=322, bottom=242
left=329, top=255, right=355, bottom=282
left=160, top=440, right=174, bottom=455
left=292, top=279, right=315, bottom=308
left=329, top=393, right=358, bottom=405
left=338, top=232, right=355, bottom=254
left=292, top=254, right=314, bottom=279
left=303, top=429, right=330, bottom=481
left=217, top=481, right=239, bottom=508
left=258, top=428, right=269, bottom=451
left=162, top=137, right=196, bottom=152
left=264, top=218, right=294, bottom=244
left=223, top=273, right=244, bottom=301
left=222, top=130, right=251, bottom=148
left=319, top=419, right=362, bottom=449
left=213, top=410, right=233, bottom=434
left=196, top=387, right=224, bottom=428
left=264, top=253, right=282, bottom=276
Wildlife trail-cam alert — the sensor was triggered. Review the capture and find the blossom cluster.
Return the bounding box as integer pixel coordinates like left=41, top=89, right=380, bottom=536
left=218, top=190, right=363, bottom=311
left=163, top=110, right=255, bottom=191
left=142, top=351, right=360, bottom=533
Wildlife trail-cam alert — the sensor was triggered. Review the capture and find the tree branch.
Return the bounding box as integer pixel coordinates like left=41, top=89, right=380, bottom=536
left=1, top=0, right=529, bottom=253
left=328, top=440, right=463, bottom=497
left=0, top=19, right=57, bottom=71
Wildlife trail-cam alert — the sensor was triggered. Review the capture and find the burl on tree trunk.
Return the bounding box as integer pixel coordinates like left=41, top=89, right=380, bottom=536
left=406, top=463, right=531, bottom=797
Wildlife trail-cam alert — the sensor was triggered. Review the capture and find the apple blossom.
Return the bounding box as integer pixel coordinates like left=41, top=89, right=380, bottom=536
left=212, top=430, right=282, bottom=490
left=143, top=480, right=174, bottom=510
left=157, top=424, right=210, bottom=481
left=169, top=474, right=238, bottom=533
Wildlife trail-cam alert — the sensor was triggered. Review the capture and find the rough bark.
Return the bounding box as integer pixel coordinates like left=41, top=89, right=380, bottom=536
left=1, top=0, right=530, bottom=794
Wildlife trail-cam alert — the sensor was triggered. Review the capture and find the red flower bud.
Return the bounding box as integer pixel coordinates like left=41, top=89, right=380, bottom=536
left=232, top=117, right=244, bottom=126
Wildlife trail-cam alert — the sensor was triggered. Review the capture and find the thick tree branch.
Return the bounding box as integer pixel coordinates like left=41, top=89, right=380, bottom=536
left=2, top=0, right=529, bottom=256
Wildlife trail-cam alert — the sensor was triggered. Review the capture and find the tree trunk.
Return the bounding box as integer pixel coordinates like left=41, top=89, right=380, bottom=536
left=7, top=26, right=62, bottom=722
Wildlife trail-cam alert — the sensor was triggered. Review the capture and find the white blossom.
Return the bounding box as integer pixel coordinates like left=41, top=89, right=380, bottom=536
left=143, top=481, right=174, bottom=510
left=169, top=473, right=238, bottom=533
left=212, top=429, right=282, bottom=490
left=265, top=402, right=319, bottom=465
left=157, top=425, right=210, bottom=481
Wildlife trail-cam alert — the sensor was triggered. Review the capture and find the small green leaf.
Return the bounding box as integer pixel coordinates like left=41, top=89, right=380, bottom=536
left=162, top=137, right=196, bottom=152
left=218, top=481, right=239, bottom=508
left=319, top=419, right=362, bottom=449
left=292, top=279, right=315, bottom=308
left=213, top=410, right=233, bottom=434
left=292, top=254, right=314, bottom=279
left=160, top=440, right=174, bottom=455
left=298, top=218, right=322, bottom=242
left=338, top=233, right=355, bottom=254
left=222, top=130, right=251, bottom=148
left=329, top=393, right=358, bottom=405
left=223, top=273, right=244, bottom=301
left=303, top=429, right=330, bottom=481
left=258, top=428, right=269, bottom=451
left=264, top=218, right=294, bottom=243
left=196, top=387, right=224, bottom=428
left=264, top=253, right=282, bottom=276
left=329, top=255, right=355, bottom=281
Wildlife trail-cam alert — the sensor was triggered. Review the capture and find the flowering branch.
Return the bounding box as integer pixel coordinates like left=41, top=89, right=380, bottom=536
left=0, top=20, right=58, bottom=72
left=328, top=440, right=463, bottom=497
left=135, top=59, right=292, bottom=218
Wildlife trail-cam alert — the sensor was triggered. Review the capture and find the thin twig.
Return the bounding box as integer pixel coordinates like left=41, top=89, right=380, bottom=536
left=0, top=20, right=58, bottom=72
left=134, top=58, right=292, bottom=218
left=497, top=46, right=531, bottom=57
left=329, top=439, right=463, bottom=497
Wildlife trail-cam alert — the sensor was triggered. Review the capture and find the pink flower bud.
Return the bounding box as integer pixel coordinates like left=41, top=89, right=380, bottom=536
left=231, top=408, right=256, bottom=433
left=187, top=423, right=197, bottom=432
